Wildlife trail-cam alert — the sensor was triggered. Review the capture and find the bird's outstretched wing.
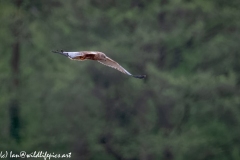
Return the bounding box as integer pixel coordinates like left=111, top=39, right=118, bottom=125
left=98, top=57, right=146, bottom=79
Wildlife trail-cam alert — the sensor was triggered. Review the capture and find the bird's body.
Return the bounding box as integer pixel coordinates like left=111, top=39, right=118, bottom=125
left=67, top=51, right=105, bottom=61
left=52, top=50, right=146, bottom=79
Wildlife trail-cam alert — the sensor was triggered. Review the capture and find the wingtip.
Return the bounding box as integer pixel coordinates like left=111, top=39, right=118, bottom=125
left=132, top=75, right=146, bottom=79
left=52, top=50, right=68, bottom=57
left=52, top=50, right=61, bottom=54
left=52, top=49, right=65, bottom=53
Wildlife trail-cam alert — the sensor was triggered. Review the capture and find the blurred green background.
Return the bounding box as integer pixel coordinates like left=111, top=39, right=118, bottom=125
left=1, top=0, right=240, bottom=159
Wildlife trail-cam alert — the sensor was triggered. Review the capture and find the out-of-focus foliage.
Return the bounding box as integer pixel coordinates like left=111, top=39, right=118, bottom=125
left=0, top=0, right=240, bottom=159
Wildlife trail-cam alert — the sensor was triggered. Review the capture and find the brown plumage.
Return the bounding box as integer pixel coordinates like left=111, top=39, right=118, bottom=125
left=52, top=50, right=146, bottom=79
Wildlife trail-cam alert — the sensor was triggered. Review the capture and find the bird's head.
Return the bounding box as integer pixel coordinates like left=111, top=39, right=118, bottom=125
left=100, top=53, right=107, bottom=59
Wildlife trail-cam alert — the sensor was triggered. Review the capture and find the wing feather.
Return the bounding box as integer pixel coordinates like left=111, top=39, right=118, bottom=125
left=98, top=57, right=132, bottom=76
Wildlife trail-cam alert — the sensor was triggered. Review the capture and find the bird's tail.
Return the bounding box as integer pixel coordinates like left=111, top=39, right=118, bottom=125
left=132, top=75, right=146, bottom=79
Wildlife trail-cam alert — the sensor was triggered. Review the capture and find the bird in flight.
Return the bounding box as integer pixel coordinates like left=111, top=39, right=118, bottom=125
left=52, top=50, right=146, bottom=79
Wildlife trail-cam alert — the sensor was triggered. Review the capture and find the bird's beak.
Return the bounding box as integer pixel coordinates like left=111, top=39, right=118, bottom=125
left=52, top=50, right=68, bottom=57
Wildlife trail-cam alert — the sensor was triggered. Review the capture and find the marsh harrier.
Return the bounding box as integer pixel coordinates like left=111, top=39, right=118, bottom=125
left=52, top=50, right=146, bottom=79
